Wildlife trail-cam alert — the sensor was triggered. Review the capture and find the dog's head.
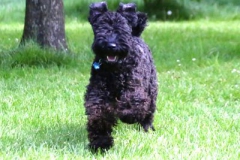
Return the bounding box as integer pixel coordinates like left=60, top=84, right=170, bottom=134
left=88, top=2, right=132, bottom=64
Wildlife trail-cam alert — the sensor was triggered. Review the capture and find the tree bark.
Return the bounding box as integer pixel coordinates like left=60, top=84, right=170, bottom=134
left=21, top=0, right=68, bottom=51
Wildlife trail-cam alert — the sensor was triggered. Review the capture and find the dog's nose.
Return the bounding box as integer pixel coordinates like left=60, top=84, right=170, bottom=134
left=107, top=43, right=117, bottom=49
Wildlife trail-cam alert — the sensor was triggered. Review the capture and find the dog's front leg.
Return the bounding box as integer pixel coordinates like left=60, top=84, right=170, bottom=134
left=86, top=104, right=116, bottom=152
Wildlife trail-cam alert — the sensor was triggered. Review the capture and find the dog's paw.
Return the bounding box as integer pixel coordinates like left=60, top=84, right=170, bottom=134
left=88, top=136, right=113, bottom=153
left=141, top=122, right=155, bottom=132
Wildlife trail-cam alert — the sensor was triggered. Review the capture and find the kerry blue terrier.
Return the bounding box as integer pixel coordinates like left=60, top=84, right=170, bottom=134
left=84, top=2, right=158, bottom=151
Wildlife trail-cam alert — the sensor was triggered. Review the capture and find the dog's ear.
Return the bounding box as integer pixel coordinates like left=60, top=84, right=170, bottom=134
left=132, top=12, right=148, bottom=37
left=88, top=2, right=108, bottom=24
left=117, top=3, right=147, bottom=37
left=117, top=3, right=138, bottom=28
left=117, top=2, right=136, bottom=13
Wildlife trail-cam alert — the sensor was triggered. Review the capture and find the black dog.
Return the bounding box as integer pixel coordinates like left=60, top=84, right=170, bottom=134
left=85, top=2, right=158, bottom=151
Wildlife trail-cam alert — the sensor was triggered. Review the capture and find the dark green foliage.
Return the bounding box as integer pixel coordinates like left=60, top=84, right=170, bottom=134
left=143, top=0, right=191, bottom=20
left=1, top=0, right=240, bottom=23
left=201, top=0, right=240, bottom=5
left=143, top=0, right=240, bottom=20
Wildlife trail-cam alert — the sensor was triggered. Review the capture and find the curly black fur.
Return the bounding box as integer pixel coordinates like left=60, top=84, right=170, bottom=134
left=85, top=2, right=158, bottom=152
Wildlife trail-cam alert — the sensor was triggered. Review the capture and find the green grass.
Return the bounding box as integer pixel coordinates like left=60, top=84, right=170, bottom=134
left=1, top=1, right=239, bottom=159
left=0, top=21, right=239, bottom=159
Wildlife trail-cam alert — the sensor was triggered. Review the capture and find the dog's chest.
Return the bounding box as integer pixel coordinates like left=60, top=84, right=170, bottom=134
left=101, top=71, right=127, bottom=99
left=92, top=64, right=131, bottom=99
left=106, top=71, right=125, bottom=88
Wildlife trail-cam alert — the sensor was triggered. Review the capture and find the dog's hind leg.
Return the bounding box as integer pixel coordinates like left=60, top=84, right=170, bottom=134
left=117, top=88, right=154, bottom=131
left=139, top=112, right=155, bottom=132
left=140, top=91, right=157, bottom=132
left=118, top=101, right=155, bottom=132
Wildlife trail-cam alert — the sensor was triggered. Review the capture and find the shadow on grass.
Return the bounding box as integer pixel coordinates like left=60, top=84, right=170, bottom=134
left=2, top=123, right=89, bottom=153
left=34, top=123, right=88, bottom=151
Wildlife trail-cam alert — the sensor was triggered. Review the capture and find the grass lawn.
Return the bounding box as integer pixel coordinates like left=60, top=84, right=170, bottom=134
left=0, top=21, right=240, bottom=159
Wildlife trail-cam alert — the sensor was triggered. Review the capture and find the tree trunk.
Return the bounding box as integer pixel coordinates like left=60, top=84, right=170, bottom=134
left=21, top=0, right=68, bottom=51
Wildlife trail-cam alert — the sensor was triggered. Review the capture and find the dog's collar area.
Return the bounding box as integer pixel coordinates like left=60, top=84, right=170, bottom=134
left=93, top=59, right=102, bottom=70
left=92, top=56, right=122, bottom=70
